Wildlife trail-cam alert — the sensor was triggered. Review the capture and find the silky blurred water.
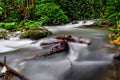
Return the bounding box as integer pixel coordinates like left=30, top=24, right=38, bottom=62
left=0, top=21, right=117, bottom=80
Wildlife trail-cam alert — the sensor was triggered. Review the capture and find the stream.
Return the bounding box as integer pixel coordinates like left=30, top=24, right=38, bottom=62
left=0, top=20, right=118, bottom=80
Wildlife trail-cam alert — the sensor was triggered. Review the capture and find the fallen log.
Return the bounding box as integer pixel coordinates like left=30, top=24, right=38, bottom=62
left=25, top=40, right=69, bottom=60
left=26, top=35, right=91, bottom=60
left=55, top=34, right=91, bottom=45
left=38, top=40, right=69, bottom=57
left=0, top=56, right=29, bottom=80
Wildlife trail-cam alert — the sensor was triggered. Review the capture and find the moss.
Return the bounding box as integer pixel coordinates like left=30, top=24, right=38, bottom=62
left=0, top=22, right=16, bottom=30
left=29, top=30, right=45, bottom=39
left=71, top=21, right=78, bottom=24
left=20, top=30, right=30, bottom=39
left=20, top=28, right=52, bottom=40
left=0, top=33, right=4, bottom=39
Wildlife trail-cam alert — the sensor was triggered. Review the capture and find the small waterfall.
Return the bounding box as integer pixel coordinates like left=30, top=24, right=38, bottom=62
left=45, top=20, right=99, bottom=34
left=68, top=42, right=89, bottom=61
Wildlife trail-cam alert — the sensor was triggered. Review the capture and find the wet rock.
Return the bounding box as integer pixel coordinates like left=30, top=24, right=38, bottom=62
left=0, top=28, right=9, bottom=39
left=71, top=20, right=78, bottom=24
left=20, top=28, right=52, bottom=40
left=10, top=31, right=22, bottom=37
left=85, top=19, right=115, bottom=28
left=55, top=34, right=91, bottom=45
left=56, top=34, right=72, bottom=40
left=113, top=54, right=120, bottom=62
left=103, top=19, right=115, bottom=26
left=0, top=33, right=4, bottom=39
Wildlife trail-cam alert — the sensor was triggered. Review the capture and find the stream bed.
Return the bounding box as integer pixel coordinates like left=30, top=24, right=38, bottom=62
left=0, top=20, right=118, bottom=80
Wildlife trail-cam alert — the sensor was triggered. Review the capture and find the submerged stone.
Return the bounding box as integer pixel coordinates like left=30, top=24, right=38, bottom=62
left=20, top=28, right=52, bottom=40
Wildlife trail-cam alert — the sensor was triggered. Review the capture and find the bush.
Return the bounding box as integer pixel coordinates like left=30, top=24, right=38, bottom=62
left=24, top=20, right=43, bottom=28
left=106, top=0, right=120, bottom=21
left=55, top=0, right=120, bottom=21
left=34, top=3, right=69, bottom=25
left=55, top=0, right=94, bottom=20
left=4, top=11, right=20, bottom=22
left=109, top=20, right=120, bottom=45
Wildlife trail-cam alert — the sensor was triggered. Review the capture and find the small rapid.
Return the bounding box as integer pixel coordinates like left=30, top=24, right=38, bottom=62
left=0, top=20, right=118, bottom=80
left=68, top=42, right=89, bottom=61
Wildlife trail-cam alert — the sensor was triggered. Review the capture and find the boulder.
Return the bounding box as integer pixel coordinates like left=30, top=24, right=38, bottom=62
left=0, top=33, right=4, bottom=39
left=20, top=28, right=52, bottom=40
left=71, top=20, right=78, bottom=24
left=0, top=28, right=8, bottom=39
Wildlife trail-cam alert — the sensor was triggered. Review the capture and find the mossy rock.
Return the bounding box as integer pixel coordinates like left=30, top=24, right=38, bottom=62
left=20, top=28, right=52, bottom=40
left=72, top=20, right=78, bottom=24
left=0, top=28, right=8, bottom=39
left=0, top=33, right=4, bottom=39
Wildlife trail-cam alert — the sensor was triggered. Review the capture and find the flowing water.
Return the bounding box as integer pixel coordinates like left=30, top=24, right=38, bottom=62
left=0, top=20, right=118, bottom=80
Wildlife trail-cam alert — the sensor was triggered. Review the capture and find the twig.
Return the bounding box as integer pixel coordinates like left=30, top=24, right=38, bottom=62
left=0, top=57, right=29, bottom=80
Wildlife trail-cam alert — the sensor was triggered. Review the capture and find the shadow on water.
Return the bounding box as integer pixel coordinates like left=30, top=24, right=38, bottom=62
left=63, top=61, right=115, bottom=80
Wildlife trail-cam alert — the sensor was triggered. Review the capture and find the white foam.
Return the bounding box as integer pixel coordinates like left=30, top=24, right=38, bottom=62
left=0, top=39, right=33, bottom=53
left=68, top=42, right=88, bottom=61
left=45, top=20, right=99, bottom=33
left=0, top=39, right=32, bottom=48
left=0, top=45, right=15, bottom=53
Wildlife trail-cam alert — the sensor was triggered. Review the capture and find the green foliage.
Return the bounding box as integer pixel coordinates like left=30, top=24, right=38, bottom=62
left=1, top=0, right=120, bottom=29
left=106, top=0, right=120, bottom=21
left=15, top=20, right=43, bottom=31
left=109, top=20, right=120, bottom=45
left=55, top=0, right=120, bottom=21
left=34, top=2, right=69, bottom=25
left=4, top=11, right=20, bottom=22
left=0, top=7, right=3, bottom=16
left=25, top=20, right=43, bottom=28
left=35, top=0, right=54, bottom=4
left=0, top=22, right=16, bottom=30
left=0, top=0, right=26, bottom=22
left=55, top=0, right=93, bottom=20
